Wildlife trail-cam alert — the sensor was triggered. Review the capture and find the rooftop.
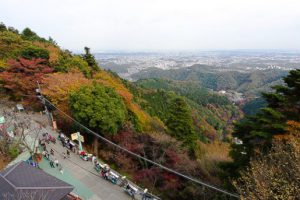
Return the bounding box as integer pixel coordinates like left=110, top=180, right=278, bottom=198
left=0, top=161, right=74, bottom=200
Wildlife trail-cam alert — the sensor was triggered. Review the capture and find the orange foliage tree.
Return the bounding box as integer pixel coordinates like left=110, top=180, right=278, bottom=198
left=33, top=41, right=61, bottom=65
left=233, top=121, right=300, bottom=199
left=42, top=71, right=92, bottom=113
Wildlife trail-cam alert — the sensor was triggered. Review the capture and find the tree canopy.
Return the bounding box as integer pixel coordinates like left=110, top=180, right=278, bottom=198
left=230, top=69, right=300, bottom=170
left=166, top=97, right=197, bottom=153
left=69, top=83, right=127, bottom=135
left=0, top=58, right=53, bottom=99
left=233, top=121, right=300, bottom=199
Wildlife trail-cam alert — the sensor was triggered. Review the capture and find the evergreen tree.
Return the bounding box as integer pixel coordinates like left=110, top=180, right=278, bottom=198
left=230, top=69, right=300, bottom=171
left=166, top=97, right=197, bottom=154
left=82, top=47, right=99, bottom=71
left=48, top=36, right=57, bottom=46
left=0, top=22, right=7, bottom=32
left=21, top=28, right=38, bottom=40
left=7, top=27, right=19, bottom=34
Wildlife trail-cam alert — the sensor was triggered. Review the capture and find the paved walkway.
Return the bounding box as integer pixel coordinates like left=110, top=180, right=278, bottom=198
left=44, top=132, right=131, bottom=200
left=36, top=116, right=132, bottom=200
left=4, top=110, right=132, bottom=200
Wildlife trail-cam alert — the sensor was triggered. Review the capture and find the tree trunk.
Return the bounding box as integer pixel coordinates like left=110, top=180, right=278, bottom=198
left=93, top=139, right=99, bottom=156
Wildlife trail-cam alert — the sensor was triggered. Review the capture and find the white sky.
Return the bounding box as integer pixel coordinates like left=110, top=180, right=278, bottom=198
left=1, top=0, right=300, bottom=52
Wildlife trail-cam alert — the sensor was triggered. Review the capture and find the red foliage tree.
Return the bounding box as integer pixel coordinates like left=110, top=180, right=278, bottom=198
left=0, top=58, right=53, bottom=99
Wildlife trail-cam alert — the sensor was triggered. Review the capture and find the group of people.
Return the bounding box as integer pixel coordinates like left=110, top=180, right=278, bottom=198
left=42, top=146, right=64, bottom=174
left=62, top=149, right=71, bottom=159
left=59, top=133, right=77, bottom=153
left=56, top=131, right=155, bottom=200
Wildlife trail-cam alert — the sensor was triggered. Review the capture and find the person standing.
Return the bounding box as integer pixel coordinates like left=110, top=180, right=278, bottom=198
left=119, top=176, right=128, bottom=187
left=141, top=189, right=148, bottom=200
left=92, top=155, right=96, bottom=164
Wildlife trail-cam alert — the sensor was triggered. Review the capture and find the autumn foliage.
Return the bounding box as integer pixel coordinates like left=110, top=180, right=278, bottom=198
left=0, top=57, right=53, bottom=99
left=33, top=41, right=60, bottom=64
left=94, top=129, right=219, bottom=199
left=233, top=121, right=300, bottom=199
left=42, top=71, right=92, bottom=113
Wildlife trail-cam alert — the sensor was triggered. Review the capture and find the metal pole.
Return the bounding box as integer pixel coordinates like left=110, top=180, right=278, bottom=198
left=77, top=132, right=83, bottom=151
left=37, top=81, right=52, bottom=126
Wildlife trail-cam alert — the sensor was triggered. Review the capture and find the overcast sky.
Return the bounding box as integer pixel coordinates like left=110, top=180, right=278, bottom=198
left=1, top=0, right=300, bottom=52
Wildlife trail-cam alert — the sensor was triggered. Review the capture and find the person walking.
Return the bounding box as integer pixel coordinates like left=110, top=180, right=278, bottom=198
left=54, top=159, right=59, bottom=167
left=50, top=148, right=54, bottom=156
left=66, top=149, right=70, bottom=158
left=59, top=164, right=64, bottom=174
left=49, top=160, right=55, bottom=168
left=45, top=152, right=50, bottom=160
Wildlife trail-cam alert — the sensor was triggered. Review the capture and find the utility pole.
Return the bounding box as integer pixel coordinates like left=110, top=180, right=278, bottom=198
left=37, top=81, right=52, bottom=126
left=76, top=132, right=83, bottom=151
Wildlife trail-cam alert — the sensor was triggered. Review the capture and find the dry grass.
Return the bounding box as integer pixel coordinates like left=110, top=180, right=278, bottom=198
left=195, top=141, right=232, bottom=179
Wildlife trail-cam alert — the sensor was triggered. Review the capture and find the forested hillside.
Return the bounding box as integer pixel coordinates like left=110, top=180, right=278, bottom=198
left=0, top=23, right=239, bottom=199
left=134, top=79, right=241, bottom=141
left=132, top=65, right=288, bottom=97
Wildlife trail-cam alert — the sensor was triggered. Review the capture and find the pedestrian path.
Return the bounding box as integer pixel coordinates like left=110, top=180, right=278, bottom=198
left=43, top=126, right=131, bottom=200
left=39, top=158, right=93, bottom=199
left=5, top=111, right=131, bottom=200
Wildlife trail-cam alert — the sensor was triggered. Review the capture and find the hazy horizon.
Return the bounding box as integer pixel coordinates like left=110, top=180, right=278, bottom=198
left=1, top=0, right=300, bottom=52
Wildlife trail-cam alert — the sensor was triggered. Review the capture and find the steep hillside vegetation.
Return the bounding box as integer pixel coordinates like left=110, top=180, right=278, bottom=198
left=229, top=69, right=300, bottom=199
left=133, top=79, right=242, bottom=141
left=0, top=23, right=238, bottom=199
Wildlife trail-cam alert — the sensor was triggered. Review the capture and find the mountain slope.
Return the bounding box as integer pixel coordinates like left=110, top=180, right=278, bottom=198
left=132, top=64, right=288, bottom=97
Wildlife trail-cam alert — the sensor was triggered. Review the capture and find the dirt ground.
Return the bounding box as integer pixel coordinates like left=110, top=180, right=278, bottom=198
left=0, top=155, right=10, bottom=170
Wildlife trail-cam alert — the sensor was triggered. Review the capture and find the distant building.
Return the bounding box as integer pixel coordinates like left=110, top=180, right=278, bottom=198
left=218, top=90, right=226, bottom=94
left=0, top=161, right=74, bottom=200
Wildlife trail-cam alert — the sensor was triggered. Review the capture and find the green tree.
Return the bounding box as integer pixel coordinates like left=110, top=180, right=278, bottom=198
left=21, top=28, right=38, bottom=40
left=20, top=46, right=50, bottom=60
left=0, top=22, right=7, bottom=32
left=56, top=54, right=92, bottom=78
left=166, top=97, right=197, bottom=154
left=230, top=69, right=300, bottom=171
left=21, top=27, right=46, bottom=42
left=69, top=83, right=127, bottom=135
left=7, top=27, right=19, bottom=34
left=81, top=47, right=99, bottom=71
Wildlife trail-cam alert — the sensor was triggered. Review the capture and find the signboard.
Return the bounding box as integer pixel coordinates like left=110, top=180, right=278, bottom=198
left=71, top=132, right=84, bottom=142
left=0, top=116, right=5, bottom=124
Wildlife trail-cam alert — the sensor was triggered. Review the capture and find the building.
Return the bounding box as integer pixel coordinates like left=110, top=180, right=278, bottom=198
left=0, top=161, right=74, bottom=200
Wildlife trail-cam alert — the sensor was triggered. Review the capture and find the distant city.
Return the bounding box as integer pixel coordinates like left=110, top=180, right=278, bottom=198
left=95, top=51, right=300, bottom=80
